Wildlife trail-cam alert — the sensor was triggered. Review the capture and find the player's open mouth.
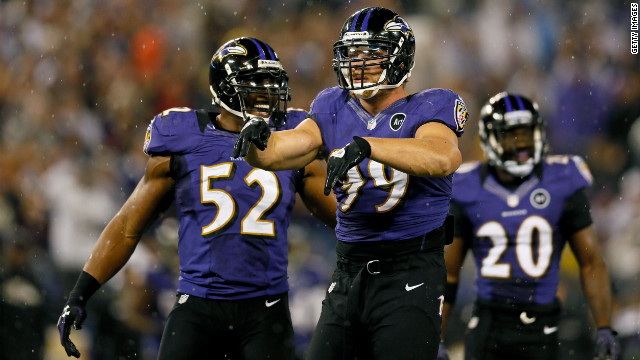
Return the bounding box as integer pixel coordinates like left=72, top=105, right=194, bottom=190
left=514, top=150, right=532, bottom=162
left=251, top=103, right=271, bottom=117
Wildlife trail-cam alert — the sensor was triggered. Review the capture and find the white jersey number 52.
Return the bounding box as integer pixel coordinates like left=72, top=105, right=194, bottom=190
left=200, top=163, right=280, bottom=237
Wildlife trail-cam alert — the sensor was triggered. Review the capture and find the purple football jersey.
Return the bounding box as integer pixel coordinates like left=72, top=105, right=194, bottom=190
left=143, top=108, right=307, bottom=299
left=451, top=155, right=593, bottom=305
left=311, top=87, right=467, bottom=242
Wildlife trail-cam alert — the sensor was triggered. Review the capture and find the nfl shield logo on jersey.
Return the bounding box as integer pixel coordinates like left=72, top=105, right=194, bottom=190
left=178, top=294, right=189, bottom=304
left=367, top=118, right=377, bottom=130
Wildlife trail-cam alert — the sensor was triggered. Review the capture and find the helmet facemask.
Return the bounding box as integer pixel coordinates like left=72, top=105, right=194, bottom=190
left=211, top=67, right=290, bottom=128
left=333, top=37, right=411, bottom=99
left=480, top=110, right=546, bottom=177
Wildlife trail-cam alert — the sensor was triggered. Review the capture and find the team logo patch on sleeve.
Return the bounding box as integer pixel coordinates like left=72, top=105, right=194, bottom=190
left=572, top=156, right=594, bottom=185
left=143, top=119, right=154, bottom=155
left=454, top=97, right=468, bottom=132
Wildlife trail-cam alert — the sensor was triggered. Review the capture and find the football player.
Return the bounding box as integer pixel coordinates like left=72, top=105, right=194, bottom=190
left=438, top=92, right=619, bottom=360
left=56, top=37, right=337, bottom=360
left=234, top=7, right=467, bottom=360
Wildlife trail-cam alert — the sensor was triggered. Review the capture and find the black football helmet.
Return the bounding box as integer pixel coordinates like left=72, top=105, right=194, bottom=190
left=209, top=37, right=290, bottom=127
left=479, top=92, right=547, bottom=177
left=333, top=7, right=415, bottom=98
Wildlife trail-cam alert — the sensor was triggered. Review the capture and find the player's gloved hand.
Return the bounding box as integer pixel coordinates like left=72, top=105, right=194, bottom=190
left=594, top=327, right=619, bottom=360
left=233, top=115, right=271, bottom=158
left=57, top=297, right=87, bottom=358
left=324, top=136, right=371, bottom=195
left=437, top=341, right=450, bottom=360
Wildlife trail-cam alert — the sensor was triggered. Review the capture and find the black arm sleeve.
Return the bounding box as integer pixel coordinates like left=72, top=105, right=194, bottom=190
left=557, top=188, right=593, bottom=237
left=449, top=201, right=473, bottom=240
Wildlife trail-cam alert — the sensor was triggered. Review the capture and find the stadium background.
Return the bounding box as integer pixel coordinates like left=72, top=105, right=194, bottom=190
left=0, top=0, right=638, bottom=359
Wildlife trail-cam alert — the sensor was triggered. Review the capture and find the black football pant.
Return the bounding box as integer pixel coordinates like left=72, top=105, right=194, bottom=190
left=464, top=299, right=561, bottom=360
left=307, top=226, right=447, bottom=360
left=158, top=292, right=294, bottom=360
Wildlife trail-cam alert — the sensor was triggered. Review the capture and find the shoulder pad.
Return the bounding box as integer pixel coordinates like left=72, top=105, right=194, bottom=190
left=310, top=87, right=348, bottom=115
left=143, top=107, right=202, bottom=155
left=411, top=89, right=468, bottom=136
left=569, top=155, right=593, bottom=185
left=544, top=154, right=593, bottom=188
left=284, top=108, right=310, bottom=129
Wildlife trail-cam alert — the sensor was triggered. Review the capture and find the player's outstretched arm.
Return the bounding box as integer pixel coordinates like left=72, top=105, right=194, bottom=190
left=299, top=159, right=337, bottom=228
left=57, top=155, right=174, bottom=358
left=568, top=225, right=619, bottom=359
left=244, top=118, right=324, bottom=171
left=82, top=156, right=174, bottom=282
left=365, top=122, right=462, bottom=177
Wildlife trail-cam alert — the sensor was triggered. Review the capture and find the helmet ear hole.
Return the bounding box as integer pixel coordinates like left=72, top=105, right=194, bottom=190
left=219, top=81, right=233, bottom=96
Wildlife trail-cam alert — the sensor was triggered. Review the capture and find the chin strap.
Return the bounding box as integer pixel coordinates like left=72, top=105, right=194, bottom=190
left=345, top=68, right=408, bottom=99
left=351, top=86, right=380, bottom=99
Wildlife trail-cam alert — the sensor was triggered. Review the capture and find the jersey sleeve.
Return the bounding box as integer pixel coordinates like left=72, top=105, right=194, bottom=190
left=143, top=108, right=202, bottom=156
left=309, top=88, right=329, bottom=118
left=283, top=108, right=309, bottom=130
left=568, top=155, right=593, bottom=190
left=406, top=89, right=468, bottom=138
left=556, top=155, right=594, bottom=236
left=558, top=188, right=593, bottom=237
left=309, top=87, right=345, bottom=120
left=428, top=89, right=468, bottom=137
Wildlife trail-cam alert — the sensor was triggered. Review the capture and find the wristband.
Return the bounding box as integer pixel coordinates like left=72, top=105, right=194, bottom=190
left=68, top=271, right=101, bottom=303
left=444, top=282, right=458, bottom=305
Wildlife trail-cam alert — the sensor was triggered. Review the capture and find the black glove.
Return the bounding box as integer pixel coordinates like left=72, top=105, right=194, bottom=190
left=57, top=271, right=101, bottom=358
left=233, top=116, right=271, bottom=158
left=437, top=341, right=450, bottom=360
left=324, top=136, right=371, bottom=195
left=57, top=297, right=87, bottom=358
left=594, top=327, right=619, bottom=360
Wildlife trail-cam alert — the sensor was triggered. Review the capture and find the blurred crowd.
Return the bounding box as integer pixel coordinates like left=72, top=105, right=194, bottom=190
left=0, top=0, right=638, bottom=359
